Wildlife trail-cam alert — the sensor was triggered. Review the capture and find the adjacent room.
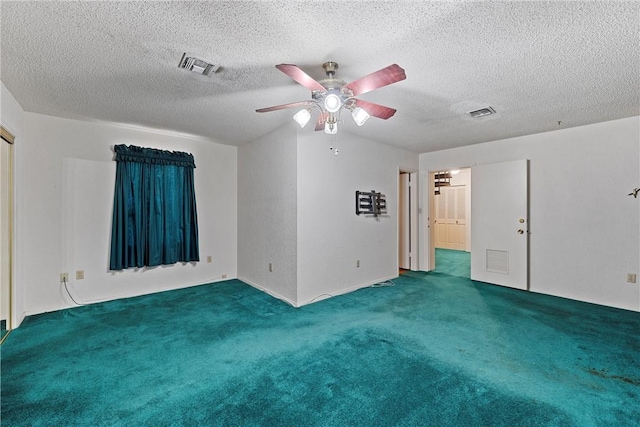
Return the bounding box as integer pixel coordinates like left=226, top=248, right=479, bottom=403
left=1, top=1, right=638, bottom=425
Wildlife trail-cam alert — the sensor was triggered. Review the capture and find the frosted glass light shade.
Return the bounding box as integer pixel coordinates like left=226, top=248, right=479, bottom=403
left=351, top=107, right=370, bottom=126
left=324, top=94, right=341, bottom=113
left=293, top=109, right=312, bottom=128
left=324, top=121, right=338, bottom=135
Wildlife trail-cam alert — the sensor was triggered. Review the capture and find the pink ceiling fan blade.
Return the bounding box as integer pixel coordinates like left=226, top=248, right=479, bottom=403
left=256, top=100, right=315, bottom=113
left=354, top=99, right=397, bottom=120
left=344, top=64, right=406, bottom=96
left=276, top=64, right=326, bottom=92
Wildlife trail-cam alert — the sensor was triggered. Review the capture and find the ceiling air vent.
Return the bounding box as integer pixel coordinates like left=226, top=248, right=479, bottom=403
left=178, top=53, right=220, bottom=76
left=468, top=106, right=496, bottom=118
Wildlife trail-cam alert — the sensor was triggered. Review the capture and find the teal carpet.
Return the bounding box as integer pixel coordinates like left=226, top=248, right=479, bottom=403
left=2, top=256, right=639, bottom=425
left=434, top=248, right=471, bottom=278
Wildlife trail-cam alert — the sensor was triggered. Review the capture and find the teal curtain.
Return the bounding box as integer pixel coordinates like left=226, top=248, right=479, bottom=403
left=110, top=145, right=199, bottom=270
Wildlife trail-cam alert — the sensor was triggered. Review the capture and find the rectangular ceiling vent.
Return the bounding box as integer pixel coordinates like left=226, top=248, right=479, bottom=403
left=178, top=53, right=220, bottom=76
left=468, top=106, right=496, bottom=118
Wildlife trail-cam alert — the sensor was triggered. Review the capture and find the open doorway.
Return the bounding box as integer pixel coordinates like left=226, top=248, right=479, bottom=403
left=429, top=168, right=471, bottom=278
left=399, top=169, right=418, bottom=275
left=425, top=161, right=529, bottom=289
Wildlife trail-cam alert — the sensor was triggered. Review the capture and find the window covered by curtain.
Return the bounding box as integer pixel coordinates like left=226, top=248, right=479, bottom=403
left=110, top=145, right=199, bottom=270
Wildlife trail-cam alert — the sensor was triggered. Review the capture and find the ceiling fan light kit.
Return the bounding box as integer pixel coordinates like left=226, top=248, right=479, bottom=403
left=351, top=107, right=370, bottom=126
left=324, top=115, right=338, bottom=135
left=293, top=108, right=312, bottom=128
left=257, top=61, right=406, bottom=136
left=324, top=93, right=342, bottom=113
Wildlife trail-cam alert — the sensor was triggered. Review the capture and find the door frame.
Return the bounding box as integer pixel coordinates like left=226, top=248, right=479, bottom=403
left=398, top=168, right=418, bottom=271
left=0, top=123, right=15, bottom=343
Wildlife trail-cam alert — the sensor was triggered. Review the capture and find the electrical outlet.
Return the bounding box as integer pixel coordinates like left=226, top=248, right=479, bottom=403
left=60, top=273, right=69, bottom=283
left=222, top=274, right=227, bottom=279
left=627, top=273, right=637, bottom=284
left=76, top=270, right=84, bottom=280
left=269, top=263, right=273, bottom=272
left=356, top=260, right=360, bottom=268
left=207, top=256, right=212, bottom=263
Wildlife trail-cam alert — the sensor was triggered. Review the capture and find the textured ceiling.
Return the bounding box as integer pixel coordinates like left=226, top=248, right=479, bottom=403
left=1, top=1, right=638, bottom=153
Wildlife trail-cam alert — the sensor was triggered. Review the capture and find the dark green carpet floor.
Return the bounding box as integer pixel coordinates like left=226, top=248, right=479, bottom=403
left=2, top=259, right=639, bottom=425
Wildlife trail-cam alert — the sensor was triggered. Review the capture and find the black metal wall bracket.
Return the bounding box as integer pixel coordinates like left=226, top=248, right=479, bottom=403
left=356, top=190, right=387, bottom=217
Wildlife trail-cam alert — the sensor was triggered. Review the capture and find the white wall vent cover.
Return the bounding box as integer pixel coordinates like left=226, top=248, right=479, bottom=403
left=178, top=53, right=220, bottom=76
left=468, top=106, right=496, bottom=118
left=486, top=249, right=509, bottom=274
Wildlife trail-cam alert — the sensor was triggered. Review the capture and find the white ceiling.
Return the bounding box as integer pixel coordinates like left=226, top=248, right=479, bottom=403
left=1, top=1, right=638, bottom=153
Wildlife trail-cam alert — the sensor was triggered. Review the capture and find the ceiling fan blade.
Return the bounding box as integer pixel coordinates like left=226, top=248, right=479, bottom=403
left=354, top=99, right=397, bottom=120
left=276, top=64, right=326, bottom=92
left=344, top=64, right=406, bottom=96
left=315, top=112, right=329, bottom=131
left=256, top=100, right=315, bottom=113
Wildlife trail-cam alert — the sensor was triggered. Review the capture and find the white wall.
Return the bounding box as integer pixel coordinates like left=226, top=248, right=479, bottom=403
left=21, top=113, right=237, bottom=315
left=238, top=126, right=419, bottom=307
left=237, top=125, right=298, bottom=304
left=1, top=81, right=26, bottom=327
left=419, top=117, right=640, bottom=312
left=296, top=131, right=418, bottom=305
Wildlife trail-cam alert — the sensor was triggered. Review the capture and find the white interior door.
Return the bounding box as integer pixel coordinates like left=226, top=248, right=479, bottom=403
left=1, top=134, right=12, bottom=326
left=471, top=160, right=528, bottom=290
left=434, top=190, right=448, bottom=248
left=399, top=173, right=410, bottom=269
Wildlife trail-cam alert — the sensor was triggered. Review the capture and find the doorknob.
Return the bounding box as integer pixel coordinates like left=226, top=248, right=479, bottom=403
left=519, top=218, right=525, bottom=223
left=518, top=229, right=524, bottom=234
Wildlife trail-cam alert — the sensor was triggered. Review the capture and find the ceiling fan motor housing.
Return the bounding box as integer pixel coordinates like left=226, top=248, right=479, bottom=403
left=317, top=70, right=353, bottom=114
left=322, top=61, right=338, bottom=77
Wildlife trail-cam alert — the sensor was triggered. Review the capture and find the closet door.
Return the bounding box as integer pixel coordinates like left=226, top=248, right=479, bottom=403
left=452, top=186, right=466, bottom=251
left=435, top=186, right=467, bottom=251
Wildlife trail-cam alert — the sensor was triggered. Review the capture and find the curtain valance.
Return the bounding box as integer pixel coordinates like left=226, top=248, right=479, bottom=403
left=114, top=144, right=196, bottom=168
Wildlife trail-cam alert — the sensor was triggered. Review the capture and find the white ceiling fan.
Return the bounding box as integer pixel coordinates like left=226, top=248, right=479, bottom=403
left=256, top=61, right=406, bottom=134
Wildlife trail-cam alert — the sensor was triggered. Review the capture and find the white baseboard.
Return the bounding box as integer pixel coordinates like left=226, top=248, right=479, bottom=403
left=24, top=276, right=236, bottom=318
left=10, top=311, right=27, bottom=329
left=237, top=274, right=398, bottom=308
left=297, top=274, right=398, bottom=307
left=237, top=276, right=298, bottom=307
